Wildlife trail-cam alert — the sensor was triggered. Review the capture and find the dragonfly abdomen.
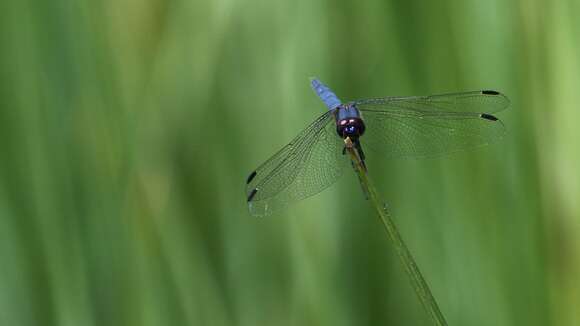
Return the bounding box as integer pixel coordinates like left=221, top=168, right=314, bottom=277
left=311, top=78, right=342, bottom=110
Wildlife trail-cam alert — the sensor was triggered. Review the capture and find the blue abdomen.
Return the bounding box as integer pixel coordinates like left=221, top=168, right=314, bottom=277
left=311, top=78, right=342, bottom=110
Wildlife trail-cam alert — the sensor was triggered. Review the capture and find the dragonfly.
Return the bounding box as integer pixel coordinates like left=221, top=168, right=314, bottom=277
left=245, top=79, right=509, bottom=216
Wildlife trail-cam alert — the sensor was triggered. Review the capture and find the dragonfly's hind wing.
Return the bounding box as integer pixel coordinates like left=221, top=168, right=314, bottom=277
left=245, top=111, right=348, bottom=216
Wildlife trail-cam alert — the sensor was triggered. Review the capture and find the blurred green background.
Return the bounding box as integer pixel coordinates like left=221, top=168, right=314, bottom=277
left=1, top=0, right=579, bottom=325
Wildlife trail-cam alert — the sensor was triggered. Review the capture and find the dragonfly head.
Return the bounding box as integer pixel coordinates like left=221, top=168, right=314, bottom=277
left=337, top=117, right=366, bottom=140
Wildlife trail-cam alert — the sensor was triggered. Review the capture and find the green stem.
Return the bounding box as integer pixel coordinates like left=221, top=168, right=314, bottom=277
left=345, top=140, right=448, bottom=326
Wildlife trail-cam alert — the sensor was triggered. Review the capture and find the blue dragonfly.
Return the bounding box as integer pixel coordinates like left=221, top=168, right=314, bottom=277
left=246, top=79, right=509, bottom=216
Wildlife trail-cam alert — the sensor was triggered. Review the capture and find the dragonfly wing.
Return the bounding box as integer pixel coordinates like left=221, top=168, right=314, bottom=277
left=354, top=90, right=510, bottom=114
left=354, top=90, right=508, bottom=158
left=246, top=111, right=348, bottom=216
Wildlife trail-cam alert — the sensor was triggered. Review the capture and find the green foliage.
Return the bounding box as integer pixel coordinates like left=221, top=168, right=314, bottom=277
left=1, top=0, right=579, bottom=325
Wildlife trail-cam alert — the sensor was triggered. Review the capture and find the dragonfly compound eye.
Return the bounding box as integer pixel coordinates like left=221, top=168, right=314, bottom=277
left=337, top=118, right=366, bottom=138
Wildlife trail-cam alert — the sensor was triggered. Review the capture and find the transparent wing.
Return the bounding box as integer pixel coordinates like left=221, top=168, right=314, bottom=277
left=353, top=90, right=508, bottom=158
left=245, top=111, right=348, bottom=216
left=354, top=90, right=510, bottom=114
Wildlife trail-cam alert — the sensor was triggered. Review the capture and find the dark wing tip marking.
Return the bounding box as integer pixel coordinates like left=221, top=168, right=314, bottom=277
left=481, top=90, right=500, bottom=95
left=247, top=189, right=258, bottom=202
left=480, top=113, right=498, bottom=121
left=246, top=171, right=257, bottom=184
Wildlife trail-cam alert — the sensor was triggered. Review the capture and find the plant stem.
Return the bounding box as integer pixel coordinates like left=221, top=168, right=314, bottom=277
left=344, top=139, right=448, bottom=326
